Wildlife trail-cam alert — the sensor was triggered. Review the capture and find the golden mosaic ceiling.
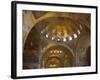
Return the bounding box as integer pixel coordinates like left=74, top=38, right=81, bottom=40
left=23, top=10, right=91, bottom=69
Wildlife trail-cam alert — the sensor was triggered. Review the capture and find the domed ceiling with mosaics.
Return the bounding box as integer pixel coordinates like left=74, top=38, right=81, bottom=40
left=22, top=10, right=91, bottom=69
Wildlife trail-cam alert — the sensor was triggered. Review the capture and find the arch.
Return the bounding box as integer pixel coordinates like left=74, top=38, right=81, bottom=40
left=41, top=45, right=74, bottom=68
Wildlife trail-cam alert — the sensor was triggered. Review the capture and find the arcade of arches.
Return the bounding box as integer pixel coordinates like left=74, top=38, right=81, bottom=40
left=23, top=10, right=91, bottom=69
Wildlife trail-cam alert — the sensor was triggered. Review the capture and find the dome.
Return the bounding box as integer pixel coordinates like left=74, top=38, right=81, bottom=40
left=40, top=17, right=82, bottom=42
